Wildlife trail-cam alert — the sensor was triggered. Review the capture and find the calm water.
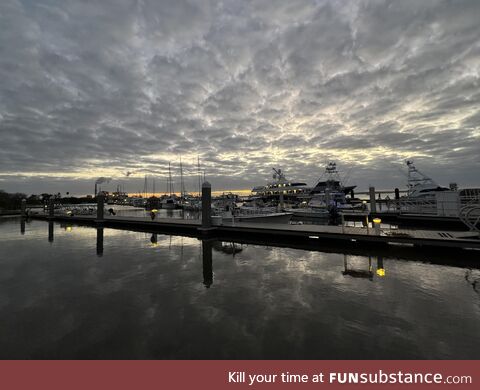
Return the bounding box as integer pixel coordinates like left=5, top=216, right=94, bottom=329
left=0, top=217, right=479, bottom=359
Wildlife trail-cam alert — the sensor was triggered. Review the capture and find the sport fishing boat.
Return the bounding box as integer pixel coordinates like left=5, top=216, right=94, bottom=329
left=213, top=193, right=292, bottom=224
left=310, top=161, right=356, bottom=197
left=405, top=160, right=450, bottom=198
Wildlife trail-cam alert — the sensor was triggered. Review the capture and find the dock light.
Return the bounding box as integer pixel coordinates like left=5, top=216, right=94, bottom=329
left=309, top=235, right=320, bottom=239
left=376, top=268, right=386, bottom=277
left=151, top=209, right=158, bottom=213
left=373, top=218, right=381, bottom=224
left=66, top=211, right=72, bottom=215
left=66, top=226, right=72, bottom=232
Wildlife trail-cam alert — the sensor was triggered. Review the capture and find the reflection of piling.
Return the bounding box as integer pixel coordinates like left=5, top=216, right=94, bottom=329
left=201, top=182, right=211, bottom=229
left=202, top=240, right=213, bottom=288
left=21, top=199, right=27, bottom=217
left=20, top=219, right=25, bottom=235
left=376, top=256, right=385, bottom=277
left=96, top=194, right=105, bottom=223
left=150, top=233, right=158, bottom=245
left=96, top=227, right=104, bottom=257
left=48, top=198, right=55, bottom=219
left=369, top=187, right=376, bottom=213
left=48, top=221, right=54, bottom=242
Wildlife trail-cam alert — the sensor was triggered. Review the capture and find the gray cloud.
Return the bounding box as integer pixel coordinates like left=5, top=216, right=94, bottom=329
left=0, top=0, right=479, bottom=195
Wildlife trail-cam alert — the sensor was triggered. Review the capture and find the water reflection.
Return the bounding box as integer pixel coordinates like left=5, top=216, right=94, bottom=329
left=342, top=255, right=374, bottom=280
left=202, top=240, right=213, bottom=288
left=377, top=255, right=385, bottom=277
left=96, top=227, right=104, bottom=257
left=3, top=218, right=478, bottom=359
left=150, top=233, right=158, bottom=246
left=48, top=221, right=54, bottom=243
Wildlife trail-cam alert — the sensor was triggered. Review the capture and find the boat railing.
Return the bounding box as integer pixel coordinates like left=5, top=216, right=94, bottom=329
left=381, top=194, right=480, bottom=218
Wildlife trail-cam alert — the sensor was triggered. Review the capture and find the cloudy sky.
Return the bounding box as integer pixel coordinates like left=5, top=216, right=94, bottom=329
left=0, top=0, right=479, bottom=195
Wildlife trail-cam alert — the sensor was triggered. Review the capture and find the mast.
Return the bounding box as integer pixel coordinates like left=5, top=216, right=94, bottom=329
left=143, top=175, right=148, bottom=198
left=153, top=178, right=156, bottom=196
left=197, top=156, right=201, bottom=197
left=180, top=158, right=185, bottom=198
left=168, top=162, right=173, bottom=196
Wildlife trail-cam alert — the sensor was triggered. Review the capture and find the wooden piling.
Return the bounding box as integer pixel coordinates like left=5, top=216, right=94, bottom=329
left=369, top=186, right=377, bottom=213
left=201, top=182, right=212, bottom=229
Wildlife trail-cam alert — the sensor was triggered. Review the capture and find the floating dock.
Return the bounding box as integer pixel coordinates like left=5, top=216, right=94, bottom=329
left=29, top=214, right=480, bottom=251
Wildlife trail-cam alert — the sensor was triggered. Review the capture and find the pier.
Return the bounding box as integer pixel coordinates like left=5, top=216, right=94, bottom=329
left=28, top=213, right=480, bottom=251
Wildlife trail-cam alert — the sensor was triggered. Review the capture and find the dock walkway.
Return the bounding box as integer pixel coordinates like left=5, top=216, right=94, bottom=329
left=29, top=214, right=480, bottom=250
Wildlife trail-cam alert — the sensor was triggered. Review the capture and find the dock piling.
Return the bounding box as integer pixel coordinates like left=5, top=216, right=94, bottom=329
left=201, top=182, right=212, bottom=229
left=369, top=187, right=377, bottom=213
left=373, top=218, right=381, bottom=236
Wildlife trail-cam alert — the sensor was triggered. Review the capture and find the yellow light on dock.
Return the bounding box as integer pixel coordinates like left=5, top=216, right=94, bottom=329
left=373, top=218, right=381, bottom=224
left=376, top=268, right=386, bottom=277
left=151, top=209, right=158, bottom=213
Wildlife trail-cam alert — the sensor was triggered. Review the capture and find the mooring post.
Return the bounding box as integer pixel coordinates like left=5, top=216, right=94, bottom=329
left=369, top=186, right=376, bottom=213
left=373, top=218, right=381, bottom=236
left=21, top=198, right=27, bottom=217
left=96, top=193, right=105, bottom=222
left=48, top=198, right=55, bottom=219
left=201, top=181, right=212, bottom=229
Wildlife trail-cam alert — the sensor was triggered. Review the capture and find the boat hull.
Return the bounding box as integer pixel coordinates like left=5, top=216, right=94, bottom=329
left=223, top=213, right=292, bottom=224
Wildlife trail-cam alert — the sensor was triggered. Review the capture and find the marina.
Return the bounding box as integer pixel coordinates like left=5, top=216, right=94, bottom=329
left=2, top=1, right=480, bottom=383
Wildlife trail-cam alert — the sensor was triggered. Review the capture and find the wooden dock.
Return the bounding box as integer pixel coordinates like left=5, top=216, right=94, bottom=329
left=29, top=214, right=480, bottom=251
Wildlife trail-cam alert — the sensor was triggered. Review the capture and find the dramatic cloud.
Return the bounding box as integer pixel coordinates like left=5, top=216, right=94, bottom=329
left=0, top=0, right=479, bottom=195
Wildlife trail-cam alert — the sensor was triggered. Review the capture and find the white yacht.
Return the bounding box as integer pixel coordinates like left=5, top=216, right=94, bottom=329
left=251, top=168, right=309, bottom=201
left=405, top=160, right=450, bottom=198
left=213, top=193, right=292, bottom=224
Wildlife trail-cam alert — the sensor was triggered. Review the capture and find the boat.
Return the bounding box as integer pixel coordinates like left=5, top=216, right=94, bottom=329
left=405, top=160, right=450, bottom=198
left=251, top=168, right=309, bottom=204
left=213, top=193, right=292, bottom=224
left=310, top=161, right=356, bottom=196
left=308, top=161, right=357, bottom=210
left=160, top=196, right=177, bottom=210
left=218, top=209, right=293, bottom=224
left=161, top=162, right=179, bottom=209
left=286, top=207, right=330, bottom=219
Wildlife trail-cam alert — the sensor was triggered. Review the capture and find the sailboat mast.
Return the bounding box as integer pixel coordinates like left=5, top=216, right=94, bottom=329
left=168, top=162, right=173, bottom=196
left=143, top=175, right=148, bottom=198
left=197, top=156, right=201, bottom=196
left=180, top=158, right=184, bottom=198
